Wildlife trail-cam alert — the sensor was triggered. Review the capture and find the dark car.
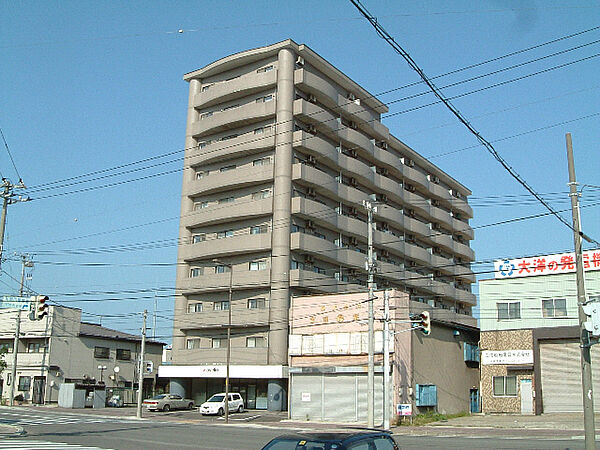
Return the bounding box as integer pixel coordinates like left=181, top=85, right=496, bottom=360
left=261, top=431, right=398, bottom=450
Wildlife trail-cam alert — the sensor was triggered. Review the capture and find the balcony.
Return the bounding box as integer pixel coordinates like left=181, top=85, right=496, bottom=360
left=179, top=232, right=272, bottom=262
left=402, top=165, right=429, bottom=191
left=453, top=240, right=476, bottom=261
left=290, top=269, right=364, bottom=294
left=450, top=197, right=473, bottom=219
left=181, top=196, right=272, bottom=228
left=185, top=165, right=273, bottom=197
left=195, top=70, right=277, bottom=109
left=429, top=205, right=453, bottom=228
left=291, top=197, right=366, bottom=238
left=187, top=134, right=275, bottom=167
left=178, top=269, right=271, bottom=295
left=191, top=101, right=276, bottom=138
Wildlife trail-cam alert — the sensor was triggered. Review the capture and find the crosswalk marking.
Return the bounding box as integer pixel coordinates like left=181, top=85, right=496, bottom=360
left=0, top=440, right=111, bottom=449
left=0, top=410, right=140, bottom=427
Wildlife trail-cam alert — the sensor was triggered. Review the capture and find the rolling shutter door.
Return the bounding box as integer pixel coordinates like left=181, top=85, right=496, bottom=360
left=540, top=340, right=600, bottom=413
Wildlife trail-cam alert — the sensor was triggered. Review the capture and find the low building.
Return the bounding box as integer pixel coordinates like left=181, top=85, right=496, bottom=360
left=288, top=290, right=479, bottom=425
left=0, top=301, right=164, bottom=405
left=479, top=249, right=600, bottom=414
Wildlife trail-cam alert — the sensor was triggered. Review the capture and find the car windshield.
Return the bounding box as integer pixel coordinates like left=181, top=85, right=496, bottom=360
left=207, top=395, right=225, bottom=402
left=151, top=395, right=167, bottom=400
left=262, top=439, right=336, bottom=450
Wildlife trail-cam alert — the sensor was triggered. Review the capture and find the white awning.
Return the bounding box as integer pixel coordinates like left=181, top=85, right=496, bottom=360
left=158, top=364, right=287, bottom=379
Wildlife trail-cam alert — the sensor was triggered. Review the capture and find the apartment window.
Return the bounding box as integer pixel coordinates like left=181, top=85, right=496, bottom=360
left=250, top=225, right=268, bottom=235
left=256, top=65, right=274, bottom=73
left=497, top=302, right=521, bottom=320
left=187, top=302, right=203, bottom=313
left=195, top=170, right=209, bottom=179
left=212, top=338, right=228, bottom=348
left=248, top=298, right=266, bottom=309
left=190, top=267, right=203, bottom=278
left=94, top=346, right=110, bottom=359
left=0, top=343, right=12, bottom=353
left=290, top=260, right=305, bottom=270
left=313, top=266, right=326, bottom=274
left=334, top=272, right=349, bottom=282
left=194, top=201, right=209, bottom=210
left=215, top=265, right=231, bottom=274
left=186, top=338, right=202, bottom=350
left=493, top=376, right=517, bottom=397
left=252, top=190, right=272, bottom=200
left=200, top=111, right=213, bottom=119
left=542, top=298, right=567, bottom=318
left=291, top=224, right=305, bottom=233
left=27, top=342, right=45, bottom=353
left=249, top=260, right=267, bottom=271
left=222, top=104, right=239, bottom=112
left=464, top=343, right=480, bottom=362
left=220, top=165, right=236, bottom=172
left=246, top=337, right=266, bottom=348
left=256, top=94, right=273, bottom=103
left=217, top=230, right=234, bottom=239
left=201, top=84, right=211, bottom=92
left=415, top=384, right=437, bottom=407
left=221, top=133, right=239, bottom=141
left=214, top=301, right=230, bottom=311
left=192, top=234, right=206, bottom=244
left=198, top=140, right=211, bottom=149
left=116, top=349, right=131, bottom=361
left=218, top=197, right=234, bottom=204
left=253, top=157, right=271, bottom=166
left=18, top=376, right=31, bottom=392
left=253, top=125, right=272, bottom=135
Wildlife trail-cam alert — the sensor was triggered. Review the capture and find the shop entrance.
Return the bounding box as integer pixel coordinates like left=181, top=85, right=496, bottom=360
left=230, top=379, right=268, bottom=410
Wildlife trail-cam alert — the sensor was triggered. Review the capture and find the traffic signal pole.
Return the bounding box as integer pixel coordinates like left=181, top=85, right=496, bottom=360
left=566, top=133, right=595, bottom=450
left=136, top=310, right=147, bottom=419
left=9, top=310, right=21, bottom=406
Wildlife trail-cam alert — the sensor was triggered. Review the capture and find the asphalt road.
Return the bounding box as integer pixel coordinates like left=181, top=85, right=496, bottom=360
left=0, top=407, right=594, bottom=449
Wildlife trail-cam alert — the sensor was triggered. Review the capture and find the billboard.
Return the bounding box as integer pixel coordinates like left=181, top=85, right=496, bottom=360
left=0, top=295, right=31, bottom=311
left=494, top=250, right=600, bottom=279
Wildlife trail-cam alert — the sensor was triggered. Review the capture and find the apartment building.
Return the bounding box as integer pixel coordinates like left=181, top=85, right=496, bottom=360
left=166, top=40, right=476, bottom=411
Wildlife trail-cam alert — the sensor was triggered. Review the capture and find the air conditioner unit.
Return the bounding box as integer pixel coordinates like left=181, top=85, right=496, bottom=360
left=306, top=188, right=316, bottom=197
left=432, top=247, right=441, bottom=255
left=405, top=158, right=415, bottom=167
left=376, top=141, right=389, bottom=150
left=308, top=94, right=317, bottom=103
left=307, top=155, right=317, bottom=165
left=296, top=56, right=305, bottom=67
left=431, top=199, right=440, bottom=207
left=432, top=223, right=440, bottom=231
left=348, top=149, right=358, bottom=158
left=347, top=93, right=356, bottom=101
left=431, top=175, right=440, bottom=184
left=407, top=209, right=415, bottom=217
left=349, top=177, right=358, bottom=187
left=380, top=222, right=389, bottom=231
left=307, top=124, right=317, bottom=135
left=376, top=193, right=387, bottom=202
left=405, top=184, right=415, bottom=192
left=349, top=121, right=357, bottom=130
left=409, top=261, right=417, bottom=267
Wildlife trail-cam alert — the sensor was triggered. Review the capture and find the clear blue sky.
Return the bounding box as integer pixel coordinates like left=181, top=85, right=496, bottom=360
left=1, top=1, right=599, bottom=339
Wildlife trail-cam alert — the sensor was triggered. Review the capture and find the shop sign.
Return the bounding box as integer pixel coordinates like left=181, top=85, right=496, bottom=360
left=397, top=404, right=412, bottom=416
left=481, top=349, right=533, bottom=365
left=0, top=296, right=30, bottom=310
left=494, top=250, right=600, bottom=279
left=301, top=392, right=311, bottom=402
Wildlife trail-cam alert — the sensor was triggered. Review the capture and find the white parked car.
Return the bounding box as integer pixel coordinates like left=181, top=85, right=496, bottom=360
left=143, top=393, right=194, bottom=412
left=200, top=392, right=244, bottom=415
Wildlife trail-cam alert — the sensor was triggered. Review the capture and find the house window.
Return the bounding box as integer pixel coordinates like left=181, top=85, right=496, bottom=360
left=253, top=157, right=272, bottom=166
left=542, top=298, right=567, bottom=318
left=248, top=298, right=266, bottom=309
left=464, top=343, right=479, bottom=362
left=415, top=384, right=437, bottom=407
left=18, top=376, right=31, bottom=392
left=27, top=342, right=44, bottom=353
left=212, top=338, right=228, bottom=348
left=217, top=230, right=234, bottom=239
left=214, top=301, right=230, bottom=311
left=116, top=349, right=131, bottom=361
left=0, top=343, right=12, bottom=353
left=215, top=265, right=231, bottom=274
left=218, top=197, right=234, bottom=204
left=220, top=165, right=236, bottom=172
left=493, top=376, right=517, bottom=396
left=94, top=346, right=110, bottom=359
left=250, top=225, right=268, bottom=235
left=256, top=94, right=273, bottom=103
left=246, top=337, right=266, bottom=348
left=190, top=267, right=203, bottom=278
left=249, top=260, right=267, bottom=271
left=252, top=190, right=272, bottom=200
left=187, top=302, right=203, bottom=313
left=186, top=338, right=202, bottom=350
left=194, top=201, right=209, bottom=210
left=497, top=302, right=521, bottom=320
left=192, top=234, right=206, bottom=244
left=290, top=260, right=305, bottom=270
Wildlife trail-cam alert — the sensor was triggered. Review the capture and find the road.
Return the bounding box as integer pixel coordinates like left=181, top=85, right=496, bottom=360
left=0, top=407, right=593, bottom=449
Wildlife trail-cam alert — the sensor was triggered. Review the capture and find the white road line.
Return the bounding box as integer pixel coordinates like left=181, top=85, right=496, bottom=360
left=0, top=439, right=111, bottom=449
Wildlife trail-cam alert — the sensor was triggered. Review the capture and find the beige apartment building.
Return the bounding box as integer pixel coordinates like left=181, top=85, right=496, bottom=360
left=166, top=40, right=476, bottom=411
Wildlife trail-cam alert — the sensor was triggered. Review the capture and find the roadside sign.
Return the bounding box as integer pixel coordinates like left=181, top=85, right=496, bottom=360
left=397, top=403, right=412, bottom=416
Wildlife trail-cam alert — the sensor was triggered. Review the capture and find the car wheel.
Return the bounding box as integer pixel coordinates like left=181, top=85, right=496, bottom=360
left=237, top=405, right=244, bottom=413
left=218, top=407, right=224, bottom=416
left=163, top=404, right=170, bottom=412
left=188, top=403, right=194, bottom=410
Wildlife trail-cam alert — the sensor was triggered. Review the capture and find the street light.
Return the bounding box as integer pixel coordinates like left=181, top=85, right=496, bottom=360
left=213, top=259, right=233, bottom=424
left=98, top=365, right=107, bottom=383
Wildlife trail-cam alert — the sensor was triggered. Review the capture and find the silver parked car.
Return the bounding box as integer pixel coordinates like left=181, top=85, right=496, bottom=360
left=143, top=393, right=194, bottom=412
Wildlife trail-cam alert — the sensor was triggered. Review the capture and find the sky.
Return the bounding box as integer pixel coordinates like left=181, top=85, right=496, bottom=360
left=1, top=0, right=599, bottom=341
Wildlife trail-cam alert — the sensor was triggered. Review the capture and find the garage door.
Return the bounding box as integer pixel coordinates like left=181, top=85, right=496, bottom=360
left=540, top=340, right=600, bottom=413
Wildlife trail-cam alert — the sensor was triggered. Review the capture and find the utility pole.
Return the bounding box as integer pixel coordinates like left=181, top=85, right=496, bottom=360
left=9, top=310, right=21, bottom=406
left=224, top=262, right=233, bottom=424
left=18, top=254, right=33, bottom=296
left=383, top=289, right=390, bottom=430
left=363, top=199, right=377, bottom=428
left=0, top=179, right=29, bottom=271
left=566, top=133, right=595, bottom=450
left=136, top=310, right=147, bottom=419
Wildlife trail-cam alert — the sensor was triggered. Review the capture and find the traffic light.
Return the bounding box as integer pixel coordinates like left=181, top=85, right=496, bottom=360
left=29, top=295, right=49, bottom=321
left=419, top=311, right=431, bottom=336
